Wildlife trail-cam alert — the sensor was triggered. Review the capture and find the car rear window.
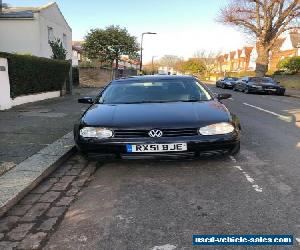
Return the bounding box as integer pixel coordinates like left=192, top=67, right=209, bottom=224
left=250, top=77, right=274, bottom=83
left=98, top=79, right=212, bottom=104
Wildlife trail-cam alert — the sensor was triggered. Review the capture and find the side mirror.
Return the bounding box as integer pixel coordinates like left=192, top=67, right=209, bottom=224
left=78, top=97, right=94, bottom=104
left=217, top=93, right=231, bottom=101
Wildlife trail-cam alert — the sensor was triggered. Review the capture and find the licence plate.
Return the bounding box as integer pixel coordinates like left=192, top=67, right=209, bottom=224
left=126, top=143, right=187, bottom=153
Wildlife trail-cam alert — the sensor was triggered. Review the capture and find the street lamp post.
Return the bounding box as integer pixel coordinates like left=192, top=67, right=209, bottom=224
left=151, top=56, right=157, bottom=75
left=139, top=32, right=157, bottom=73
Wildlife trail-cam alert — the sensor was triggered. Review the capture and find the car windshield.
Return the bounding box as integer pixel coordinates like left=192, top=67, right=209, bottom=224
left=98, top=79, right=213, bottom=104
left=250, top=77, right=275, bottom=83
left=225, top=77, right=238, bottom=81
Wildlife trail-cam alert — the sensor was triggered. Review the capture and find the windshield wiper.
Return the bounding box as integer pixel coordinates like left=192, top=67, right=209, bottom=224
left=176, top=100, right=202, bottom=102
left=101, top=100, right=205, bottom=104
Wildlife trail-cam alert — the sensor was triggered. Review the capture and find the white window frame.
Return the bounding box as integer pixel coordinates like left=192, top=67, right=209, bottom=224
left=48, top=27, right=54, bottom=42
left=63, top=33, right=67, bottom=48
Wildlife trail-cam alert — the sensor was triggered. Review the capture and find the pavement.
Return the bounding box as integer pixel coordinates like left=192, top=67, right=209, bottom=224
left=285, top=89, right=300, bottom=99
left=0, top=87, right=100, bottom=218
left=0, top=88, right=99, bottom=170
left=1, top=84, right=300, bottom=249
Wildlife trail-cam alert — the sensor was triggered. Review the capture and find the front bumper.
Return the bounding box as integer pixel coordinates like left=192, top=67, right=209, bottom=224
left=249, top=86, right=285, bottom=94
left=225, top=83, right=234, bottom=88
left=74, top=131, right=240, bottom=159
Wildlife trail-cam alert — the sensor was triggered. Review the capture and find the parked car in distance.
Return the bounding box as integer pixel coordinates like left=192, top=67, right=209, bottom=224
left=74, top=75, right=241, bottom=160
left=216, top=77, right=239, bottom=89
left=233, top=77, right=285, bottom=95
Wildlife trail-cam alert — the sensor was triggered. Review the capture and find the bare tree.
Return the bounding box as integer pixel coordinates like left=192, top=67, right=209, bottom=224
left=193, top=50, right=221, bottom=75
left=158, top=55, right=184, bottom=68
left=218, top=0, right=300, bottom=76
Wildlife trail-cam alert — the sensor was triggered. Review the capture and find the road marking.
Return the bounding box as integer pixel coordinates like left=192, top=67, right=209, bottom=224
left=152, top=244, right=177, bottom=250
left=229, top=156, right=237, bottom=163
left=231, top=157, right=263, bottom=193
left=243, top=103, right=293, bottom=122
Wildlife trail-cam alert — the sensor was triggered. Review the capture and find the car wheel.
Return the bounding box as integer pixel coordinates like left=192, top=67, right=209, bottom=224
left=277, top=91, right=285, bottom=96
left=229, top=142, right=240, bottom=155
left=233, top=86, right=238, bottom=91
left=244, top=87, right=250, bottom=94
left=221, top=83, right=225, bottom=89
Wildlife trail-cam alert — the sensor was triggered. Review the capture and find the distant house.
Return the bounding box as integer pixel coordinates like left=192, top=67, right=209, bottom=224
left=0, top=2, right=72, bottom=59
left=215, top=30, right=300, bottom=74
left=72, top=41, right=84, bottom=66
left=158, top=66, right=176, bottom=75
left=269, top=30, right=300, bottom=71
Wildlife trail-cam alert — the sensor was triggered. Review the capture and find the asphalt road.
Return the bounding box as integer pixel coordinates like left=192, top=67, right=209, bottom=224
left=41, top=85, right=299, bottom=249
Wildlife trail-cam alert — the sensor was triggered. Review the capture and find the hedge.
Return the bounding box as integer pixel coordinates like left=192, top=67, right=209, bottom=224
left=0, top=52, right=70, bottom=98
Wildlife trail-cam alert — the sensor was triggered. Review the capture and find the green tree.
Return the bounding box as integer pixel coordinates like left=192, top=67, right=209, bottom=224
left=179, top=58, right=206, bottom=75
left=49, top=38, right=67, bottom=60
left=83, top=25, right=139, bottom=70
left=278, top=56, right=300, bottom=73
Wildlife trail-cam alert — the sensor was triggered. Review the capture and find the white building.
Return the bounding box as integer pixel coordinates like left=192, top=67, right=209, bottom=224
left=158, top=66, right=177, bottom=75
left=0, top=2, right=72, bottom=59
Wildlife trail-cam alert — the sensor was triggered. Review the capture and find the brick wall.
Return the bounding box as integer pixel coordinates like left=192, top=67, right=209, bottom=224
left=79, top=67, right=138, bottom=88
left=79, top=67, right=112, bottom=88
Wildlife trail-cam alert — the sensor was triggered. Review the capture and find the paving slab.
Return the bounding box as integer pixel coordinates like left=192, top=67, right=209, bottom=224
left=0, top=132, right=76, bottom=217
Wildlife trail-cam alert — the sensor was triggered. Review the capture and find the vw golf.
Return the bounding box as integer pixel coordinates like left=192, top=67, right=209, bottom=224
left=74, top=75, right=241, bottom=159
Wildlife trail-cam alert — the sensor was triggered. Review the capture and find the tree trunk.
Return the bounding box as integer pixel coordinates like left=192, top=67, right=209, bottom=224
left=255, top=43, right=270, bottom=77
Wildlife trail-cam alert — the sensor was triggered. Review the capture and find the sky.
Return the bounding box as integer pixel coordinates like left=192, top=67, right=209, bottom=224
left=6, top=0, right=250, bottom=63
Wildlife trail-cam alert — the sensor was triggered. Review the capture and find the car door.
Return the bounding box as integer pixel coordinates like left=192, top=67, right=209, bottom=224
left=240, top=77, right=249, bottom=91
left=235, top=77, right=244, bottom=90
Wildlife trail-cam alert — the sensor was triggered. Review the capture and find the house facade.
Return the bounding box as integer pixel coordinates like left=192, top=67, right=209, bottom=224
left=0, top=2, right=72, bottom=59
left=215, top=31, right=300, bottom=74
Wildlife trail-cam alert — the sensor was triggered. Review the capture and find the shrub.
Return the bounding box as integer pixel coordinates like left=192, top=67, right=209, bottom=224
left=277, top=56, right=300, bottom=74
left=0, top=52, right=70, bottom=98
left=49, top=38, right=67, bottom=60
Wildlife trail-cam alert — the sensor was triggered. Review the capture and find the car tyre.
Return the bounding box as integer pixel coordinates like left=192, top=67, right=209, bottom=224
left=229, top=142, right=240, bottom=155
left=233, top=86, right=238, bottom=91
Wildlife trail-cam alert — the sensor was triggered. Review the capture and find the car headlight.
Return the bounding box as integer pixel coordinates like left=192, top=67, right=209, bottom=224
left=199, top=122, right=234, bottom=135
left=252, top=85, right=262, bottom=88
left=80, top=127, right=114, bottom=138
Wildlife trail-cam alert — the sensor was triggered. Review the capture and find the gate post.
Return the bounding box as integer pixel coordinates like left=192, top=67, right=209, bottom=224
left=0, top=58, right=12, bottom=110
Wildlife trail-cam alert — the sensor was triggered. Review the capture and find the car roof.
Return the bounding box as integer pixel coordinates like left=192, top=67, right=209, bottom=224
left=111, top=75, right=197, bottom=83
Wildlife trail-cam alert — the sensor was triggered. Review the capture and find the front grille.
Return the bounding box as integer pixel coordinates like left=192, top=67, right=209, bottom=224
left=114, top=128, right=198, bottom=138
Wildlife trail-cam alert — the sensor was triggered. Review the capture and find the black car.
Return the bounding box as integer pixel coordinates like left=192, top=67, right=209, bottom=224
left=233, top=77, right=285, bottom=95
left=216, top=77, right=239, bottom=89
left=74, top=75, right=241, bottom=159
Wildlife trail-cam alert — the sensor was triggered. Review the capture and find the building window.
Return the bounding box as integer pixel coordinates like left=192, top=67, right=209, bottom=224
left=48, top=27, right=54, bottom=42
left=63, top=33, right=67, bottom=48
